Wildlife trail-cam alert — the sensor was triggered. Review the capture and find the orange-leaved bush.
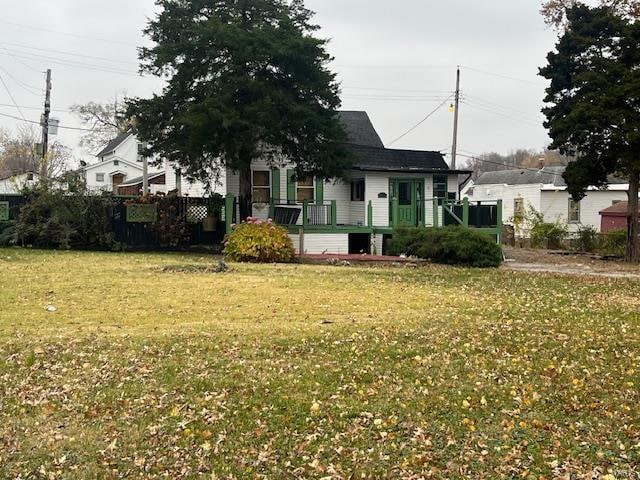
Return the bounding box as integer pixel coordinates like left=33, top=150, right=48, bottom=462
left=223, top=217, right=295, bottom=263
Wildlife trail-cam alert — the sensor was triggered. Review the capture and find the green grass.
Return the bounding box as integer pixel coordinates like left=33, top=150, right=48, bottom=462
left=0, top=248, right=638, bottom=479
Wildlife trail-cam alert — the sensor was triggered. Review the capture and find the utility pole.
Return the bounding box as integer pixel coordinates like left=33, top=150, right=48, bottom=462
left=142, top=156, right=149, bottom=195
left=40, top=69, right=52, bottom=183
left=451, top=66, right=460, bottom=170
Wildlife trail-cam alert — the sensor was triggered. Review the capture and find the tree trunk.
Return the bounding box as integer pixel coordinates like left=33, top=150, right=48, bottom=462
left=626, top=171, right=639, bottom=263
left=238, top=164, right=253, bottom=221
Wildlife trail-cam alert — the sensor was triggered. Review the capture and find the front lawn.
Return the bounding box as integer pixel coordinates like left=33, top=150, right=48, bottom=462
left=0, top=249, right=638, bottom=479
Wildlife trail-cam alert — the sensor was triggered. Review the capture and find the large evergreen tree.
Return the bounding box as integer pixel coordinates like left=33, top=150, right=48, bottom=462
left=126, top=0, right=351, bottom=219
left=540, top=3, right=640, bottom=262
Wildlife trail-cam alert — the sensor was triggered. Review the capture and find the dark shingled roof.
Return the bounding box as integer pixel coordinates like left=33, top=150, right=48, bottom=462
left=96, top=131, right=133, bottom=158
left=348, top=144, right=459, bottom=173
left=475, top=166, right=567, bottom=186
left=338, top=111, right=384, bottom=148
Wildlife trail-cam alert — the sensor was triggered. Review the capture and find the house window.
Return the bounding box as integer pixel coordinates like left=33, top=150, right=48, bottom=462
left=297, top=176, right=314, bottom=202
left=113, top=160, right=119, bottom=166
left=26, top=173, right=34, bottom=181
left=433, top=174, right=448, bottom=201
left=514, top=198, right=524, bottom=220
left=252, top=170, right=271, bottom=203
left=568, top=198, right=580, bottom=223
left=96, top=173, right=105, bottom=183
left=351, top=179, right=365, bottom=201
left=398, top=182, right=412, bottom=205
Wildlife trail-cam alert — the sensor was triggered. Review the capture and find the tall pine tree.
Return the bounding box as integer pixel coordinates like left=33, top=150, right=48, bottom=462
left=127, top=0, right=351, bottom=219
left=540, top=3, right=640, bottom=262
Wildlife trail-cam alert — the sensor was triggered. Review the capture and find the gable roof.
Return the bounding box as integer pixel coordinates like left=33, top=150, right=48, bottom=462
left=96, top=131, right=134, bottom=158
left=348, top=144, right=466, bottom=173
left=338, top=111, right=385, bottom=148
left=83, top=157, right=143, bottom=172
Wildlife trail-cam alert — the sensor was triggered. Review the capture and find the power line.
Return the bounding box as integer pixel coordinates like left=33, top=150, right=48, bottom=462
left=460, top=65, right=546, bottom=87
left=462, top=94, right=543, bottom=122
left=0, top=72, right=27, bottom=121
left=456, top=151, right=547, bottom=174
left=0, top=20, right=136, bottom=47
left=0, top=50, right=142, bottom=77
left=2, top=46, right=44, bottom=74
left=342, top=86, right=453, bottom=94
left=0, top=64, right=43, bottom=96
left=0, top=41, right=139, bottom=66
left=0, top=110, right=104, bottom=132
left=0, top=102, right=70, bottom=113
left=460, top=99, right=542, bottom=127
left=388, top=96, right=453, bottom=146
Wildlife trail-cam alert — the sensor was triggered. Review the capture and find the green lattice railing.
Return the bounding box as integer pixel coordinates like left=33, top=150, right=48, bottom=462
left=126, top=204, right=157, bottom=223
left=0, top=201, right=9, bottom=221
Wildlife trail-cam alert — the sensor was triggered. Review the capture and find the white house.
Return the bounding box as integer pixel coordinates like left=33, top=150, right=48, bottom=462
left=465, top=167, right=629, bottom=233
left=84, top=131, right=222, bottom=196
left=224, top=111, right=495, bottom=255
left=0, top=171, right=39, bottom=194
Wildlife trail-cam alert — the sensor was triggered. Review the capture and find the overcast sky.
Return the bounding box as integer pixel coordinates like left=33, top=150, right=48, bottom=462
left=0, top=0, right=559, bottom=166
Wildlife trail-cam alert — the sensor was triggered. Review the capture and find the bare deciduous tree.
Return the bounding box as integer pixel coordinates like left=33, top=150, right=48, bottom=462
left=70, top=98, right=133, bottom=153
left=0, top=125, right=71, bottom=181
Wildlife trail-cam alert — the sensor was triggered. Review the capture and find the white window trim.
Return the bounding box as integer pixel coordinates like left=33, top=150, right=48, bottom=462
left=252, top=170, right=271, bottom=204
left=296, top=177, right=315, bottom=203
left=568, top=198, right=581, bottom=224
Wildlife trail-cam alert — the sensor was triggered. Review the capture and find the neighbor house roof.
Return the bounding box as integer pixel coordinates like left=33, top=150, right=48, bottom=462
left=348, top=144, right=468, bottom=173
left=96, top=131, right=134, bottom=158
left=338, top=111, right=385, bottom=148
left=119, top=172, right=165, bottom=187
left=82, top=157, right=143, bottom=172
left=476, top=166, right=630, bottom=188
left=475, top=166, right=567, bottom=186
left=0, top=170, right=38, bottom=181
left=599, top=201, right=637, bottom=216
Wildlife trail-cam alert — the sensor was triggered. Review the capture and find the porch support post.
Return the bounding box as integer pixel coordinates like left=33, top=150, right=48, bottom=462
left=367, top=200, right=373, bottom=228
left=269, top=199, right=275, bottom=220
left=496, top=199, right=503, bottom=244
left=225, top=193, right=234, bottom=234
left=392, top=197, right=399, bottom=228
left=433, top=198, right=439, bottom=228
left=463, top=197, right=469, bottom=227
left=331, top=200, right=337, bottom=228
left=302, top=199, right=309, bottom=227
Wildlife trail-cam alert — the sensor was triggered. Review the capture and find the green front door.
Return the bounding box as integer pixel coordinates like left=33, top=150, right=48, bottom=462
left=391, top=179, right=421, bottom=227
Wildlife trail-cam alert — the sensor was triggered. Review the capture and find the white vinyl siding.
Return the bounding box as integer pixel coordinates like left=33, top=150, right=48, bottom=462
left=289, top=233, right=349, bottom=255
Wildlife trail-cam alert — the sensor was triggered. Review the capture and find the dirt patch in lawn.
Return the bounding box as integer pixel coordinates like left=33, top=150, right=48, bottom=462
left=502, top=247, right=640, bottom=278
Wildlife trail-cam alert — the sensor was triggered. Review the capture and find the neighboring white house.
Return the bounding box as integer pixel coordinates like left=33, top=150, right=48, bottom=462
left=225, top=111, right=485, bottom=255
left=465, top=167, right=629, bottom=233
left=84, top=131, right=222, bottom=196
left=0, top=171, right=39, bottom=194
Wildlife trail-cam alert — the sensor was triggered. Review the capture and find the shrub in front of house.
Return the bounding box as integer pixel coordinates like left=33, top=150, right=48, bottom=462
left=1, top=187, right=116, bottom=250
left=598, top=229, right=626, bottom=257
left=530, top=221, right=568, bottom=250
left=223, top=217, right=295, bottom=263
left=388, top=226, right=502, bottom=268
left=573, top=225, right=599, bottom=252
